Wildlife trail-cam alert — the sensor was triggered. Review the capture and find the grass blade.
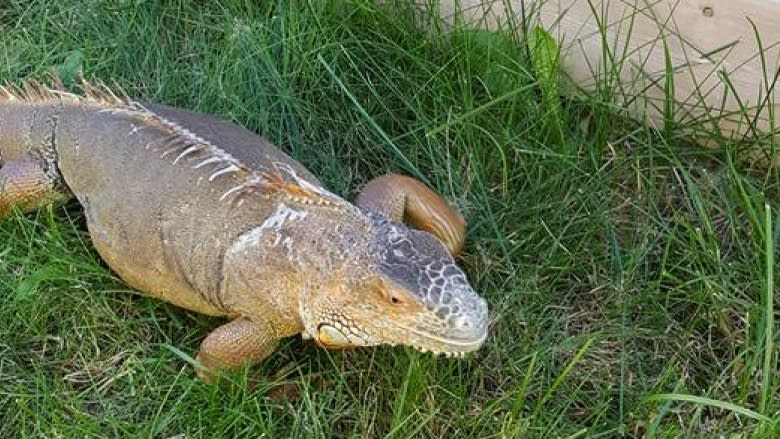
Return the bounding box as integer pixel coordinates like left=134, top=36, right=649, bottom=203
left=644, top=394, right=774, bottom=424
left=759, top=202, right=774, bottom=417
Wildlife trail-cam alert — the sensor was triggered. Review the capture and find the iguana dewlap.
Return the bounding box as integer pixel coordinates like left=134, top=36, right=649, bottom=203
left=0, top=80, right=489, bottom=381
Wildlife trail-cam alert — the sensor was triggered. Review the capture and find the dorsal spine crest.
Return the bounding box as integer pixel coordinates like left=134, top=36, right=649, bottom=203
left=1, top=77, right=354, bottom=210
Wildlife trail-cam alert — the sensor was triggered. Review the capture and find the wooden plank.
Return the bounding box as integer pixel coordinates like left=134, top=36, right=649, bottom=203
left=437, top=0, right=780, bottom=163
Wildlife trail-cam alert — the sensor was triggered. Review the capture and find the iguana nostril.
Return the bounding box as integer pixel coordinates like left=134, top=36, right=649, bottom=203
left=453, top=316, right=471, bottom=329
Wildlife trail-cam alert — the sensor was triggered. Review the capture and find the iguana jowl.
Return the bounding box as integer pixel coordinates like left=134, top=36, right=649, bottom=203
left=0, top=79, right=489, bottom=381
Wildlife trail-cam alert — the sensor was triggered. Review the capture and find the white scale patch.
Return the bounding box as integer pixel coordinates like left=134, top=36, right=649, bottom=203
left=228, top=203, right=308, bottom=256
left=262, top=203, right=308, bottom=230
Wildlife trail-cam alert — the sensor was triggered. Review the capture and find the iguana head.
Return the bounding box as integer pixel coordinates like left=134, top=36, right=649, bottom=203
left=300, top=216, right=489, bottom=357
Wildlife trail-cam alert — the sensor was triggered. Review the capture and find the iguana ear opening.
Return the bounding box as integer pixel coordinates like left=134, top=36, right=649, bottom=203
left=356, top=174, right=467, bottom=256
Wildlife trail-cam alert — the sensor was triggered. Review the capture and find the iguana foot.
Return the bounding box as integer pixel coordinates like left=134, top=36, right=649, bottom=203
left=195, top=317, right=279, bottom=383
left=356, top=174, right=467, bottom=255
left=0, top=152, right=62, bottom=219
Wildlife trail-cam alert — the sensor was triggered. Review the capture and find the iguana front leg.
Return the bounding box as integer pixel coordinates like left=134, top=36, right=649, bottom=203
left=357, top=173, right=467, bottom=256
left=195, top=318, right=279, bottom=383
left=0, top=152, right=63, bottom=219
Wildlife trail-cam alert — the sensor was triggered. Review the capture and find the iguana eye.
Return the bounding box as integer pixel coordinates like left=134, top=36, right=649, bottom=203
left=385, top=289, right=407, bottom=306
left=375, top=284, right=404, bottom=306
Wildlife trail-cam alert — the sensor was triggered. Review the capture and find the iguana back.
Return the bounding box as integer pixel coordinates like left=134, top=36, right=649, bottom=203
left=140, top=102, right=321, bottom=186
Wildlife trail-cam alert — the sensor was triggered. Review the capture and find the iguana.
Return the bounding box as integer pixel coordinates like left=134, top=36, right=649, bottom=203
left=0, top=79, right=489, bottom=382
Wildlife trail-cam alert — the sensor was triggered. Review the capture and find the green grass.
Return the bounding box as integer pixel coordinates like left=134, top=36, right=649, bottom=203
left=1, top=1, right=779, bottom=437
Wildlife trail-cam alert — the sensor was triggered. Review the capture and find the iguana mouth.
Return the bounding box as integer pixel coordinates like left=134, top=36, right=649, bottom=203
left=387, top=323, right=488, bottom=357
left=413, top=346, right=466, bottom=358
left=312, top=320, right=486, bottom=357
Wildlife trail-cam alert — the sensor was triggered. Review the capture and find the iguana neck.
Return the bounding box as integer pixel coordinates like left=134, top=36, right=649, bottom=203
left=219, top=201, right=378, bottom=336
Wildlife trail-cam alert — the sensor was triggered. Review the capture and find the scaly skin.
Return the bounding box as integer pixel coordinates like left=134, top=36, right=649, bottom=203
left=0, top=79, right=489, bottom=382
